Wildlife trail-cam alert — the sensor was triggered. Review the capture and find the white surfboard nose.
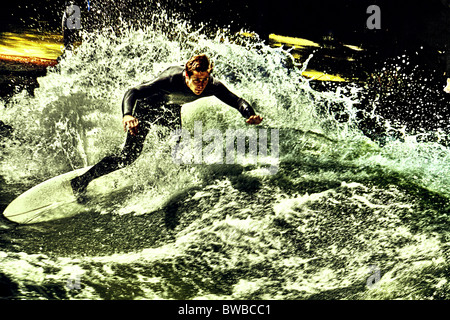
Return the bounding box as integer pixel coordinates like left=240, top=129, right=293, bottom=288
left=2, top=167, right=92, bottom=224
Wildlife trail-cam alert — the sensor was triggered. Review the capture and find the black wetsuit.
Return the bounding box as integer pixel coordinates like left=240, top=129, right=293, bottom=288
left=72, top=65, right=256, bottom=192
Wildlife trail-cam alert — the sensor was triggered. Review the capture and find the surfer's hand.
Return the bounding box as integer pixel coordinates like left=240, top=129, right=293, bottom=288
left=246, top=115, right=263, bottom=125
left=444, top=78, right=450, bottom=94
left=123, top=115, right=139, bottom=136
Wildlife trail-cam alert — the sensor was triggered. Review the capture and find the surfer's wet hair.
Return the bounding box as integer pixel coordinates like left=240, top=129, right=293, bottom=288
left=185, top=54, right=214, bottom=77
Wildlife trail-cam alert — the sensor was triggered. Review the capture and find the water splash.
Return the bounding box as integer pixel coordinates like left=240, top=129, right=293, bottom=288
left=1, top=9, right=450, bottom=300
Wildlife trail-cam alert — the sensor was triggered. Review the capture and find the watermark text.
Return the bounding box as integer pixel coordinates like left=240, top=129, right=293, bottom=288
left=171, top=121, right=279, bottom=175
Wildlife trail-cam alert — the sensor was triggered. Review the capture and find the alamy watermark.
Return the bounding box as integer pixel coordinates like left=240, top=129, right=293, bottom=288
left=64, top=4, right=382, bottom=33
left=366, top=5, right=381, bottom=30
left=64, top=4, right=82, bottom=30
left=66, top=273, right=82, bottom=290
left=170, top=121, right=279, bottom=175
left=366, top=265, right=381, bottom=288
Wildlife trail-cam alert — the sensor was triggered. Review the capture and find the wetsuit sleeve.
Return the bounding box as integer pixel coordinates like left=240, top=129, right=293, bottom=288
left=121, top=78, right=168, bottom=117
left=213, top=81, right=256, bottom=119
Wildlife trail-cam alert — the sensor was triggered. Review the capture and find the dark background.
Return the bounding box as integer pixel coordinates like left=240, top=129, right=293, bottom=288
left=1, top=0, right=449, bottom=80
left=2, top=0, right=449, bottom=52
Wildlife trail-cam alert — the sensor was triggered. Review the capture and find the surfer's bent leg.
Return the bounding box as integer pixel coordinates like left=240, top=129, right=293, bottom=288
left=70, top=103, right=182, bottom=197
left=70, top=121, right=150, bottom=196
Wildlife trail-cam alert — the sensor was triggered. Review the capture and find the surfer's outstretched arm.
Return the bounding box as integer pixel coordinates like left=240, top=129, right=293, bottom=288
left=213, top=81, right=263, bottom=125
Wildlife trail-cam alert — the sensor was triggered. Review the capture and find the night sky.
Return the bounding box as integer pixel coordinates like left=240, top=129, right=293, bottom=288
left=2, top=1, right=449, bottom=48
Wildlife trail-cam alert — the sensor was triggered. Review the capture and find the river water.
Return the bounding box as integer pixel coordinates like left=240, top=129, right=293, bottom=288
left=1, top=9, right=450, bottom=300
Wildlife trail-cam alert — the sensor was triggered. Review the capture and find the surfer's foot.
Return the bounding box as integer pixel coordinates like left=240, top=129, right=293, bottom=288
left=70, top=176, right=88, bottom=203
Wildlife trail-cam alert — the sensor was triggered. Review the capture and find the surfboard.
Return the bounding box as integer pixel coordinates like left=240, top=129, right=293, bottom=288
left=2, top=166, right=134, bottom=224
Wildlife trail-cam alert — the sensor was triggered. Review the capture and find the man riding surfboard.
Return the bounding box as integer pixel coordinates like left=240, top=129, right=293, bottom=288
left=71, top=54, right=263, bottom=199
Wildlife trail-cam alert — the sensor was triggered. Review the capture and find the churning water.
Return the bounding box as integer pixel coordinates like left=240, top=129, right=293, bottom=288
left=1, top=10, right=450, bottom=300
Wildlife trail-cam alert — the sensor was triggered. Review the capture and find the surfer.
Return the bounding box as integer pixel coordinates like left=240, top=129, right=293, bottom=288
left=70, top=54, right=263, bottom=199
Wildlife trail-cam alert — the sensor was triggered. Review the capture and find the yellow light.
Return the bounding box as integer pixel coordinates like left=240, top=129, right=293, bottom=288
left=343, top=44, right=364, bottom=51
left=302, top=70, right=347, bottom=82
left=268, top=34, right=321, bottom=48
left=0, top=31, right=63, bottom=63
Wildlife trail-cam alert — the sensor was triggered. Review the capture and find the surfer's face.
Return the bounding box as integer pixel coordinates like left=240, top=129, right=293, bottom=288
left=185, top=70, right=209, bottom=95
